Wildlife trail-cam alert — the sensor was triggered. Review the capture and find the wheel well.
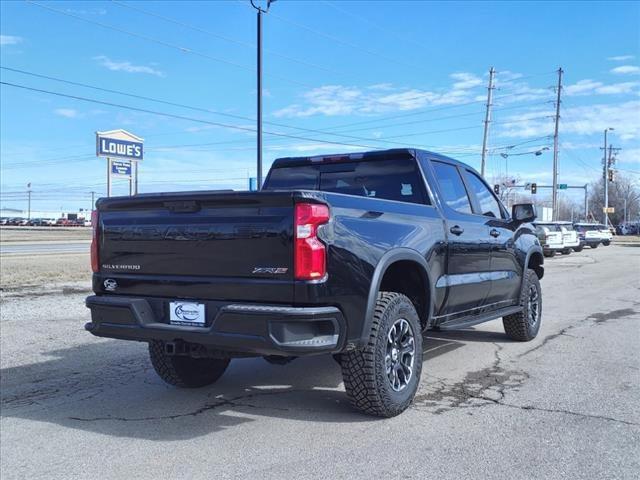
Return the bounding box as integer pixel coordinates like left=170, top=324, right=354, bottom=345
left=528, top=252, right=544, bottom=279
left=379, top=260, right=430, bottom=327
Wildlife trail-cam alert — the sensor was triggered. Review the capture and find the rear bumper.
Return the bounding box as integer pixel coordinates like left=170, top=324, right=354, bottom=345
left=85, top=295, right=346, bottom=357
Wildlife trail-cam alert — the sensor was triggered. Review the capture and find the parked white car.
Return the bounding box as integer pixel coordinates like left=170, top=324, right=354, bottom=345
left=554, top=222, right=581, bottom=253
left=574, top=223, right=606, bottom=249
left=533, top=222, right=564, bottom=257
left=597, top=224, right=613, bottom=246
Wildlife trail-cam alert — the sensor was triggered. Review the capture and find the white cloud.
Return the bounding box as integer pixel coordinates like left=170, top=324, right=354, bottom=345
left=0, top=35, right=22, bottom=46
left=616, top=148, right=640, bottom=164
left=94, top=55, right=165, bottom=77
left=564, top=79, right=639, bottom=96
left=450, top=72, right=483, bottom=90
left=610, top=65, right=640, bottom=75
left=54, top=108, right=80, bottom=118
left=608, top=55, right=635, bottom=62
left=498, top=101, right=640, bottom=141
left=66, top=8, right=107, bottom=15
left=496, top=70, right=524, bottom=82
left=273, top=73, right=486, bottom=118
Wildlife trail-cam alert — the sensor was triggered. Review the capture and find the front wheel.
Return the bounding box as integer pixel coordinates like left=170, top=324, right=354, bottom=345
left=590, top=243, right=599, bottom=249
left=503, top=269, right=542, bottom=341
left=602, top=240, right=610, bottom=246
left=573, top=245, right=584, bottom=253
left=149, top=341, right=230, bottom=388
left=543, top=250, right=556, bottom=258
left=341, top=292, right=422, bottom=417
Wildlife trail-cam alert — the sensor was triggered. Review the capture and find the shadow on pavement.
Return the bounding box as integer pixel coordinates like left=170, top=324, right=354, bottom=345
left=1, top=328, right=492, bottom=441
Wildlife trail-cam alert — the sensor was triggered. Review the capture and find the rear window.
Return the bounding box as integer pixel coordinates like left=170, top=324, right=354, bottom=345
left=265, top=158, right=429, bottom=205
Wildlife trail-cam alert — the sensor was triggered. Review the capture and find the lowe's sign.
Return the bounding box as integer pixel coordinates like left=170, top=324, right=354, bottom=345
left=96, top=129, right=144, bottom=161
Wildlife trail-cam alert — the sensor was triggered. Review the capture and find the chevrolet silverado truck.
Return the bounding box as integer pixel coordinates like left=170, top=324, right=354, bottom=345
left=86, top=149, right=544, bottom=417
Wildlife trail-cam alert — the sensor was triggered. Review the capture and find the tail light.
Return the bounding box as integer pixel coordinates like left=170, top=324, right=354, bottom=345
left=294, top=203, right=330, bottom=280
left=91, top=209, right=99, bottom=273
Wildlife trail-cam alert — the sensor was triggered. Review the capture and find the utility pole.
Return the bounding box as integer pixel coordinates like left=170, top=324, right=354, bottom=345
left=480, top=67, right=495, bottom=178
left=601, top=128, right=613, bottom=225
left=551, top=67, right=563, bottom=221
left=584, top=183, right=588, bottom=221
left=251, top=0, right=276, bottom=190
left=27, top=182, right=32, bottom=220
left=91, top=191, right=96, bottom=211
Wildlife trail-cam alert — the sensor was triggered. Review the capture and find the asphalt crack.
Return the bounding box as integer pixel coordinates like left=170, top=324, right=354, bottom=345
left=477, top=397, right=639, bottom=427
left=68, top=389, right=326, bottom=422
left=519, top=307, right=638, bottom=358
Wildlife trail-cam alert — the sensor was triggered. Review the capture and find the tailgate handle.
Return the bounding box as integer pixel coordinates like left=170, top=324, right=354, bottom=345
left=164, top=201, right=200, bottom=213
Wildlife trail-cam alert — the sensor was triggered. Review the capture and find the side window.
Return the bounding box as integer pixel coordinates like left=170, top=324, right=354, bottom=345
left=463, top=170, right=504, bottom=218
left=431, top=161, right=473, bottom=214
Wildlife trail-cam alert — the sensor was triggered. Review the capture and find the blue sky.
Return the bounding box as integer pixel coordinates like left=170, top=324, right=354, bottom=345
left=1, top=0, right=639, bottom=212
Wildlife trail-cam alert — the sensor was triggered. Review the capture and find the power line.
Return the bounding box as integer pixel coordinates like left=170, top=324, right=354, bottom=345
left=263, top=10, right=424, bottom=72
left=1, top=67, right=496, bottom=152
left=26, top=0, right=313, bottom=88
left=111, top=0, right=347, bottom=77
left=321, top=0, right=430, bottom=52
left=0, top=81, right=387, bottom=150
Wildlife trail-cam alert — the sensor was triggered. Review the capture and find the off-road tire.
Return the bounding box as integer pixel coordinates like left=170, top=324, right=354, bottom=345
left=340, top=292, right=422, bottom=417
left=503, top=269, right=542, bottom=341
left=149, top=341, right=230, bottom=388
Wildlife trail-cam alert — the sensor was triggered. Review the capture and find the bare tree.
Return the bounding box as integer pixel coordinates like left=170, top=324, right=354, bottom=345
left=588, top=174, right=640, bottom=224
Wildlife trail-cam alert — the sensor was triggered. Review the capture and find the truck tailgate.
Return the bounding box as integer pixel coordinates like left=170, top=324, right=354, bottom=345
left=95, top=191, right=295, bottom=301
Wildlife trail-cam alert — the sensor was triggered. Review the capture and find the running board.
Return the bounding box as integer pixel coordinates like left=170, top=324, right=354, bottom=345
left=437, top=306, right=523, bottom=331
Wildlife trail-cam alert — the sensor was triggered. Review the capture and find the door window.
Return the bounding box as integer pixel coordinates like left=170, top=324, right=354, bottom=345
left=431, top=161, right=473, bottom=214
left=464, top=170, right=504, bottom=218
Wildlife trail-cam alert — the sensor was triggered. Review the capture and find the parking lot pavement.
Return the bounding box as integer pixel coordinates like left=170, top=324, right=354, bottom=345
left=1, top=245, right=639, bottom=479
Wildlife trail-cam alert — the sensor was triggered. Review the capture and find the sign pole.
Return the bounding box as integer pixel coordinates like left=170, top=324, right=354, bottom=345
left=134, top=161, right=139, bottom=195
left=107, top=157, right=112, bottom=197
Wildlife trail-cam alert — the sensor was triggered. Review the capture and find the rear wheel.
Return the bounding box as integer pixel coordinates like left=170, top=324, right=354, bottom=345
left=503, top=269, right=542, bottom=342
left=590, top=243, right=599, bottom=249
left=341, top=292, right=422, bottom=417
left=602, top=240, right=610, bottom=246
left=561, top=248, right=572, bottom=255
left=543, top=250, right=556, bottom=258
left=148, top=341, right=230, bottom=388
left=573, top=245, right=584, bottom=253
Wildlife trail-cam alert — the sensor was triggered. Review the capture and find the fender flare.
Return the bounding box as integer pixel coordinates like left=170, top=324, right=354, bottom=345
left=360, top=248, right=434, bottom=344
left=522, top=246, right=544, bottom=291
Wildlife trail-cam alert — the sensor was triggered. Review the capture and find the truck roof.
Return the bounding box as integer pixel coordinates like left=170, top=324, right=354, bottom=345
left=271, top=148, right=464, bottom=169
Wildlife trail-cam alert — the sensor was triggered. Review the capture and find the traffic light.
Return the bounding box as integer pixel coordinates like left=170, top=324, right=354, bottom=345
left=493, top=184, right=500, bottom=195
left=531, top=183, right=537, bottom=194
left=608, top=170, right=615, bottom=182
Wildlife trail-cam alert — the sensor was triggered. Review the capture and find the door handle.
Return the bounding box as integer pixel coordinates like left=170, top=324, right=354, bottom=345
left=450, top=225, right=464, bottom=236
left=490, top=229, right=501, bottom=238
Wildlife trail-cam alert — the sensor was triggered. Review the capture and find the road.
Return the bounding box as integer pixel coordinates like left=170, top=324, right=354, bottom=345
left=1, top=245, right=639, bottom=479
left=0, top=241, right=90, bottom=255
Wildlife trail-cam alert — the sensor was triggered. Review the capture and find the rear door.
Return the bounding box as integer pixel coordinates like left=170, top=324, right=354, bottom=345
left=429, top=160, right=492, bottom=316
left=461, top=168, right=521, bottom=307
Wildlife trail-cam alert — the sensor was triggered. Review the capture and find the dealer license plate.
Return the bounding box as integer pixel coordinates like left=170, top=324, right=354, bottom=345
left=169, top=301, right=206, bottom=326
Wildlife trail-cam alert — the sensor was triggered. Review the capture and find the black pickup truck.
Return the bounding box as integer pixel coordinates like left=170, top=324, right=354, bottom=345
left=86, top=148, right=544, bottom=417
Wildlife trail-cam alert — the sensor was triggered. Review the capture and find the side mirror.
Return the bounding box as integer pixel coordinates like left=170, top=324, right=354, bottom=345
left=512, top=203, right=536, bottom=223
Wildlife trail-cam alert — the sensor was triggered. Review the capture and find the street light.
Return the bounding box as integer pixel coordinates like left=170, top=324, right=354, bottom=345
left=604, top=128, right=614, bottom=225
left=250, top=0, right=277, bottom=190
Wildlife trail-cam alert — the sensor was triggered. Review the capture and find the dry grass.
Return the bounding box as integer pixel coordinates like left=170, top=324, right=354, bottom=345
left=0, top=226, right=91, bottom=243
left=0, top=253, right=91, bottom=290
